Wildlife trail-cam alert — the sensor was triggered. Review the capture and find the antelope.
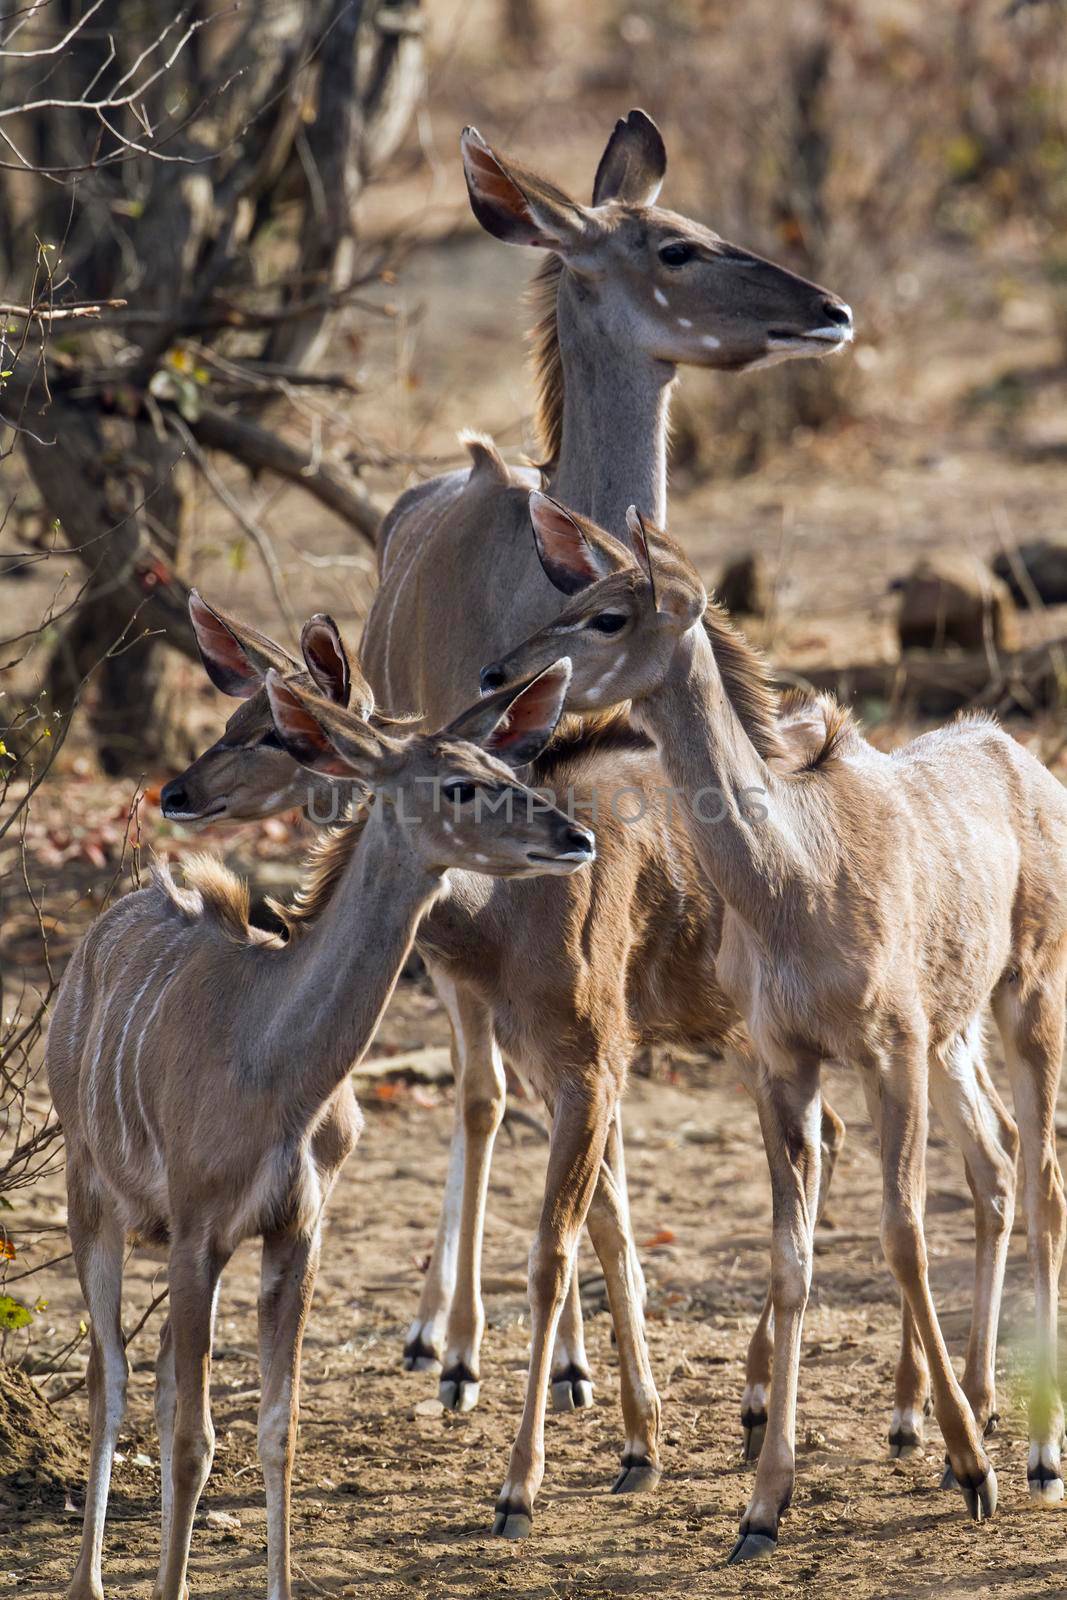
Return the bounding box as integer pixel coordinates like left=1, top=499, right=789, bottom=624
left=356, top=110, right=851, bottom=1427
left=483, top=492, right=1067, bottom=1559
left=167, top=587, right=955, bottom=1541
left=47, top=650, right=592, bottom=1600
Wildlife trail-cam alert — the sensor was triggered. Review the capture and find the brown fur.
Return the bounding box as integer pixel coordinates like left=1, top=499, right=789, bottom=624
left=527, top=255, right=566, bottom=468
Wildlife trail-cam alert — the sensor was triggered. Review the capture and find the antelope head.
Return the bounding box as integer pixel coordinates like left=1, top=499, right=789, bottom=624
left=461, top=109, right=852, bottom=372
left=265, top=662, right=596, bottom=879
left=480, top=492, right=705, bottom=711
left=160, top=594, right=367, bottom=824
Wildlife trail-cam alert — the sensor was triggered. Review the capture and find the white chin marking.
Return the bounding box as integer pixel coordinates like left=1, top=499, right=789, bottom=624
left=699, top=333, right=721, bottom=350
left=767, top=329, right=851, bottom=354
left=805, top=325, right=853, bottom=343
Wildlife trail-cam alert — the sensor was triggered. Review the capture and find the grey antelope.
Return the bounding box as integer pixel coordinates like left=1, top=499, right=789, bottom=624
left=356, top=109, right=850, bottom=1429
left=48, top=653, right=591, bottom=1600
left=483, top=494, right=1067, bottom=1560
left=170, top=588, right=871, bottom=1540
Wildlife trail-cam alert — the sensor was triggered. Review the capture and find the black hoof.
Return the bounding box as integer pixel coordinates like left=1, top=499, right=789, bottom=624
left=983, top=1411, right=1001, bottom=1438
left=741, top=1407, right=768, bottom=1462
left=551, top=1363, right=594, bottom=1412
left=1027, top=1458, right=1064, bottom=1505
left=888, top=1424, right=923, bottom=1461
left=611, top=1453, right=662, bottom=1495
left=439, top=1361, right=480, bottom=1413
left=492, top=1499, right=533, bottom=1539
left=403, top=1333, right=442, bottom=1373
left=959, top=1466, right=997, bottom=1521
left=727, top=1529, right=777, bottom=1564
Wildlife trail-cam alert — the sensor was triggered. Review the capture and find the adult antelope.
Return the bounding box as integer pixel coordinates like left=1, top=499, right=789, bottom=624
left=358, top=110, right=851, bottom=1420
left=48, top=650, right=591, bottom=1600
left=484, top=494, right=1067, bottom=1558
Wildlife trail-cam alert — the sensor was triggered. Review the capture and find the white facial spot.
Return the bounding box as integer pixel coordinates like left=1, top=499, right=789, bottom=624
left=677, top=317, right=692, bottom=328
left=653, top=287, right=669, bottom=308
left=700, top=334, right=721, bottom=350
left=471, top=852, right=490, bottom=866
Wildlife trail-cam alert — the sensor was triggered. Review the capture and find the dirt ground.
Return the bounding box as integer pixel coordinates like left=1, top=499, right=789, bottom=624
left=5, top=1001, right=1067, bottom=1600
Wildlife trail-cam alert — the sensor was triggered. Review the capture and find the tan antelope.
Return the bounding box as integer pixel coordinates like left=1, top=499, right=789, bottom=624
left=165, top=588, right=982, bottom=1539
left=48, top=653, right=592, bottom=1600
left=164, top=594, right=637, bottom=1417
left=483, top=493, right=1067, bottom=1558
left=356, top=111, right=850, bottom=1429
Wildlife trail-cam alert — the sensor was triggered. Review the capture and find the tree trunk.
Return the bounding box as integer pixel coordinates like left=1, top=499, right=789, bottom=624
left=22, top=397, right=197, bottom=775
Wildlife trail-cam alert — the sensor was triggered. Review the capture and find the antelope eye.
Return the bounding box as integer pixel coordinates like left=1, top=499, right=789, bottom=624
left=259, top=728, right=285, bottom=751
left=587, top=611, right=627, bottom=635
left=442, top=780, right=478, bottom=805
left=659, top=241, right=695, bottom=268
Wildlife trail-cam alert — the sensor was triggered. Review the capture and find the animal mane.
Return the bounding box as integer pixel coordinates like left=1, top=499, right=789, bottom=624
left=701, top=601, right=791, bottom=765
left=533, top=705, right=651, bottom=781
left=266, top=804, right=371, bottom=938
left=527, top=255, right=565, bottom=470
left=701, top=605, right=857, bottom=772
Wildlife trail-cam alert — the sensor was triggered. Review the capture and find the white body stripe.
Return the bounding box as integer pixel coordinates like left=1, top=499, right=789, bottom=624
left=112, top=928, right=181, bottom=1160
left=380, top=475, right=467, bottom=711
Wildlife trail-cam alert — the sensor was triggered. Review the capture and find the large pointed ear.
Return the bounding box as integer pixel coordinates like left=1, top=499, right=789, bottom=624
left=528, top=491, right=620, bottom=595
left=592, top=109, right=667, bottom=207
left=461, top=127, right=592, bottom=254
left=265, top=672, right=385, bottom=781
left=625, top=505, right=658, bottom=611
left=444, top=660, right=572, bottom=768
left=299, top=613, right=372, bottom=718
left=189, top=591, right=297, bottom=698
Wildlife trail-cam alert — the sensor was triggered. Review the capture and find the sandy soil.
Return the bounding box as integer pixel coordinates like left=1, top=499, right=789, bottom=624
left=4, top=975, right=1067, bottom=1599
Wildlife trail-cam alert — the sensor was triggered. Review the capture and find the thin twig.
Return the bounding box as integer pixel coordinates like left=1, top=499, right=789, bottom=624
left=0, top=298, right=126, bottom=321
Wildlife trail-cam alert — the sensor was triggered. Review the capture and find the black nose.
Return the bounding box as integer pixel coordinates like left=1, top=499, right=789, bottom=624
left=561, top=825, right=593, bottom=856
left=480, top=663, right=507, bottom=695
left=820, top=297, right=852, bottom=327
left=160, top=779, right=187, bottom=815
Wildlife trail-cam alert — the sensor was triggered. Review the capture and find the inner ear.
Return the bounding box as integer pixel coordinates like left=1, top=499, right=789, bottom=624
left=265, top=675, right=353, bottom=778
left=481, top=660, right=571, bottom=768
left=529, top=492, right=614, bottom=595
left=189, top=591, right=296, bottom=699
left=461, top=128, right=589, bottom=253
left=189, top=593, right=266, bottom=699
left=300, top=614, right=353, bottom=708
